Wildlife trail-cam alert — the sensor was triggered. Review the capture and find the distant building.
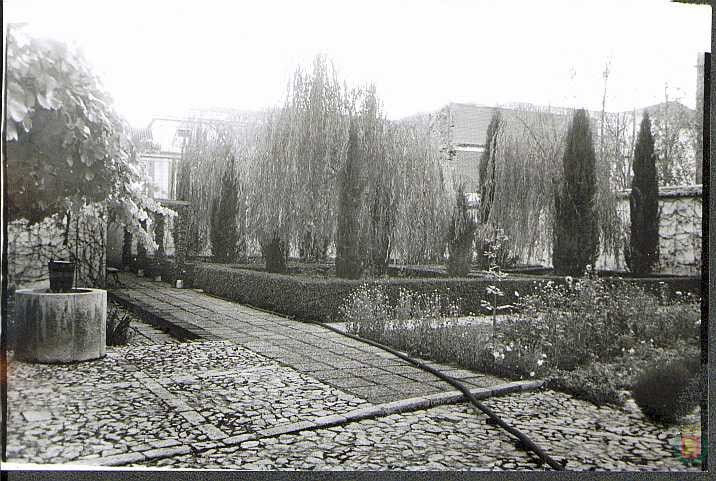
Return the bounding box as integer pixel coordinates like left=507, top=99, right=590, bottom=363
left=431, top=101, right=698, bottom=194
left=130, top=108, right=265, bottom=200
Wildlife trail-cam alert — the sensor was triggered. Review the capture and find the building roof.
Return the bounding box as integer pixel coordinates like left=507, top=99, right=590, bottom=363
left=449, top=103, right=497, bottom=146
left=442, top=100, right=694, bottom=149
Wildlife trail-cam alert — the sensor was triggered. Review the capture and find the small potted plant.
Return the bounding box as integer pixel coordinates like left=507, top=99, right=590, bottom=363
left=145, top=257, right=161, bottom=282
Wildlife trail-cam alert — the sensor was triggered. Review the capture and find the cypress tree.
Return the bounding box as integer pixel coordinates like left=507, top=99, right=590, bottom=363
left=553, top=109, right=599, bottom=275
left=478, top=110, right=501, bottom=224
left=210, top=155, right=239, bottom=262
left=335, top=123, right=366, bottom=279
left=629, top=112, right=659, bottom=273
left=447, top=185, right=477, bottom=277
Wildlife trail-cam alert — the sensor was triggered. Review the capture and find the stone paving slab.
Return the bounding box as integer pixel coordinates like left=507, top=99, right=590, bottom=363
left=110, top=272, right=511, bottom=404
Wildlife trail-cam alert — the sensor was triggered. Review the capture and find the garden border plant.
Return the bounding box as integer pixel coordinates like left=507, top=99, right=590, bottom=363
left=338, top=267, right=700, bottom=414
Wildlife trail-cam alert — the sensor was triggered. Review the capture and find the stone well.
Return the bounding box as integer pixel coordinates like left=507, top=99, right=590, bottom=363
left=14, top=288, right=107, bottom=363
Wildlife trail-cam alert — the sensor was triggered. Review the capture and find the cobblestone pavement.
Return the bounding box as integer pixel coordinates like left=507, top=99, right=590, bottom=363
left=6, top=340, right=370, bottom=465
left=110, top=273, right=508, bottom=403
left=136, top=391, right=697, bottom=471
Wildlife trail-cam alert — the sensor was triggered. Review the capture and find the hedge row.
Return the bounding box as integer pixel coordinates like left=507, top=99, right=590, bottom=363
left=189, top=262, right=701, bottom=322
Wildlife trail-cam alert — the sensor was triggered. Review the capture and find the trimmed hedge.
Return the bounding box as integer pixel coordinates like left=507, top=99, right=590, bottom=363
left=190, top=262, right=700, bottom=322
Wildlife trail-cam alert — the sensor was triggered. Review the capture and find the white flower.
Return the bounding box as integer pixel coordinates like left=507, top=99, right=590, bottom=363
left=541, top=353, right=547, bottom=358
left=628, top=348, right=635, bottom=355
left=514, top=291, right=520, bottom=297
left=505, top=345, right=512, bottom=352
left=500, top=353, right=505, bottom=360
left=537, top=359, right=544, bottom=367
left=676, top=291, right=682, bottom=296
left=565, top=276, right=573, bottom=284
left=492, top=351, right=500, bottom=359
left=529, top=371, right=535, bottom=377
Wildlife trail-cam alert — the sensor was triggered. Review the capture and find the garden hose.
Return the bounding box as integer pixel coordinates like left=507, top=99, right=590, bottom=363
left=202, top=289, right=567, bottom=471
left=317, top=321, right=567, bottom=471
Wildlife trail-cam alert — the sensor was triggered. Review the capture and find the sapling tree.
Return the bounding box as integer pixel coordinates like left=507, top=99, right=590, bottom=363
left=629, top=113, right=659, bottom=274
left=480, top=229, right=511, bottom=345
left=553, top=109, right=599, bottom=275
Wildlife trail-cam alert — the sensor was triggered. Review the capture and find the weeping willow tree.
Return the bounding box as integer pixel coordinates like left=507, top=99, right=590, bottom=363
left=248, top=56, right=351, bottom=271
left=482, top=105, right=621, bottom=266
left=391, top=115, right=453, bottom=264
left=177, top=119, right=255, bottom=258
left=287, top=57, right=351, bottom=261
left=178, top=55, right=451, bottom=274
left=337, top=108, right=454, bottom=277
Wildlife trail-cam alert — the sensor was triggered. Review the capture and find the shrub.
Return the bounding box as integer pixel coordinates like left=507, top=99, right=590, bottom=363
left=546, top=363, right=625, bottom=406
left=263, top=234, right=288, bottom=274
left=629, top=112, right=659, bottom=274
left=553, top=109, right=599, bottom=276
left=632, top=351, right=701, bottom=424
left=192, top=262, right=556, bottom=322
left=446, top=186, right=477, bottom=277
left=107, top=302, right=133, bottom=346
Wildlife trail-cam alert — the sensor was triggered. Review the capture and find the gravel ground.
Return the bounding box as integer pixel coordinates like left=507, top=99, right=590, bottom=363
left=137, top=390, right=700, bottom=471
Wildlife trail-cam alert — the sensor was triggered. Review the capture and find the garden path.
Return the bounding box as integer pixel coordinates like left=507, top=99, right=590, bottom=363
left=109, top=272, right=511, bottom=404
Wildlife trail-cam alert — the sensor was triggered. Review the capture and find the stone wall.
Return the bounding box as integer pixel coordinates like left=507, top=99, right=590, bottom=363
left=8, top=204, right=107, bottom=290
left=598, top=185, right=701, bottom=275
left=477, top=185, right=702, bottom=276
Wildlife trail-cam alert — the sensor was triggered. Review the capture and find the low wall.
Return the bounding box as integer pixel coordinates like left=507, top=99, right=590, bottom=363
left=190, top=263, right=700, bottom=323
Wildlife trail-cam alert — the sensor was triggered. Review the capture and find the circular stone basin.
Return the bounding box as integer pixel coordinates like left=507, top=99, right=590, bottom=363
left=14, top=288, right=107, bottom=363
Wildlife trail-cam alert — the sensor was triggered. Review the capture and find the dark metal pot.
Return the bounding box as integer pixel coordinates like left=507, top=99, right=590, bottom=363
left=48, top=260, right=75, bottom=292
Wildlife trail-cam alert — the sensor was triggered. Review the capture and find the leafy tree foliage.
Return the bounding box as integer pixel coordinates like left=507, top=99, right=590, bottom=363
left=5, top=28, right=171, bottom=248
left=553, top=109, right=599, bottom=275
left=628, top=113, right=659, bottom=274
left=210, top=156, right=240, bottom=262
left=650, top=100, right=697, bottom=186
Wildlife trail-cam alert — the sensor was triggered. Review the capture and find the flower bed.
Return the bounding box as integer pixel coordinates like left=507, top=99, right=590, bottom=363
left=341, top=271, right=701, bottom=418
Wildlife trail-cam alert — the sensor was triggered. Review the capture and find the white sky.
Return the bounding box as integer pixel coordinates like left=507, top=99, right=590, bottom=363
left=4, top=0, right=712, bottom=127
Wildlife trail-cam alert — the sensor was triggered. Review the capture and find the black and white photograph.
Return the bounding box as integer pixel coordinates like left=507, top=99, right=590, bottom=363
left=1, top=0, right=711, bottom=475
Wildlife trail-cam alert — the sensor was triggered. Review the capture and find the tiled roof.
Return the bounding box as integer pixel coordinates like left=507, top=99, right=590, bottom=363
left=451, top=150, right=481, bottom=192
left=450, top=103, right=497, bottom=146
